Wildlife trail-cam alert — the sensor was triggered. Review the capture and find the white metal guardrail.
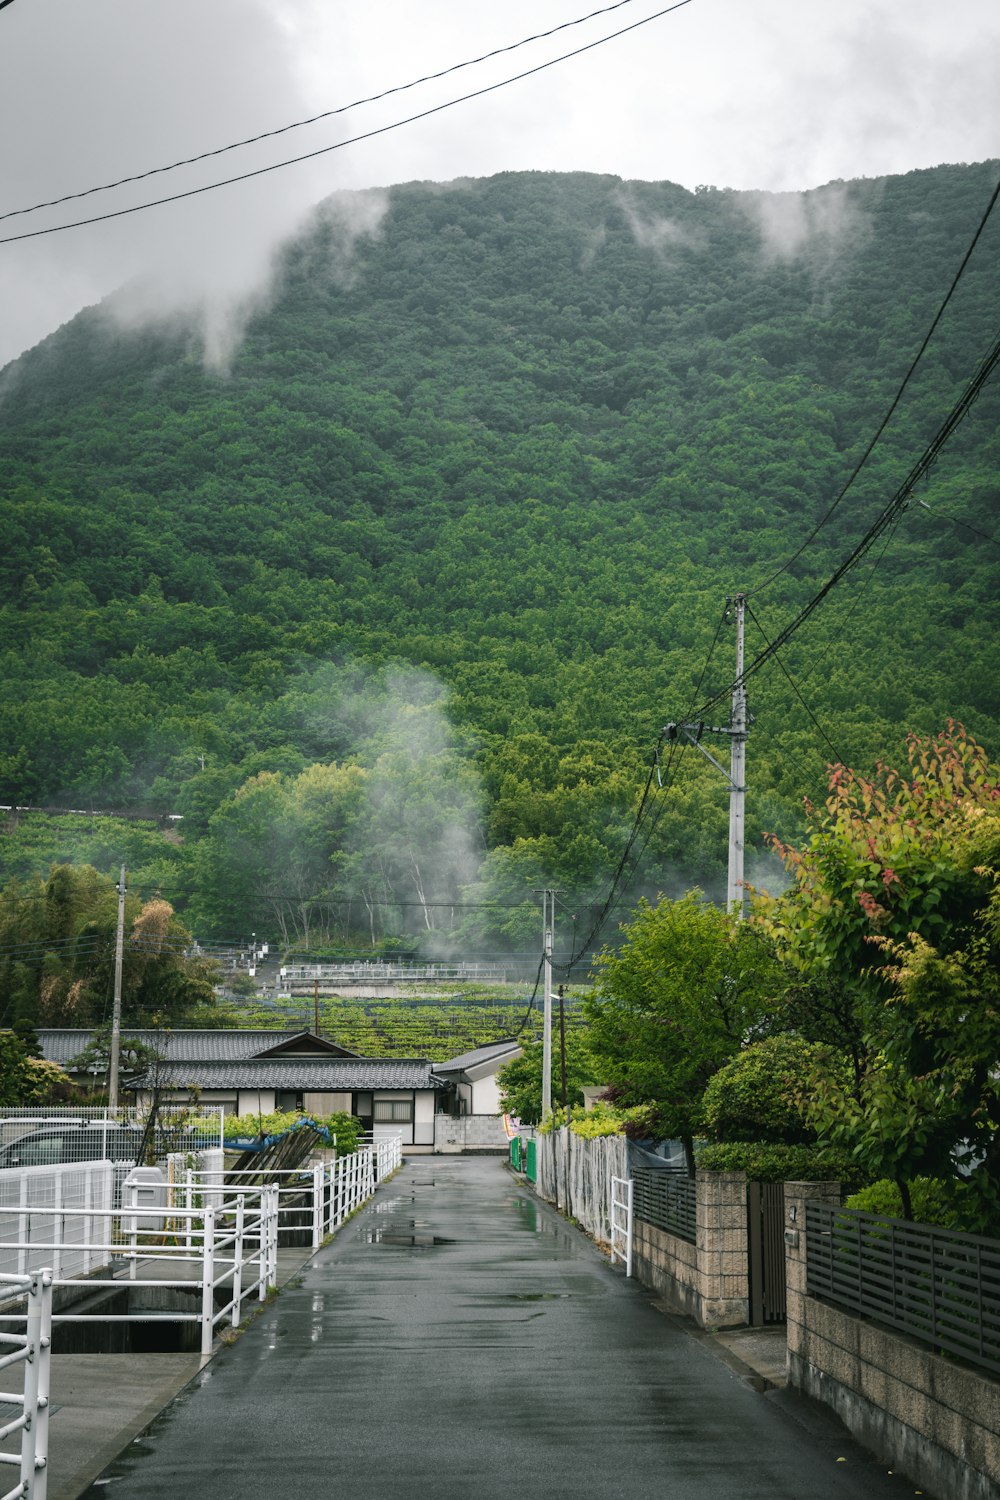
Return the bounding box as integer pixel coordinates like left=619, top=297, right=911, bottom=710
left=0, top=1269, right=52, bottom=1500
left=0, top=1137, right=402, bottom=1361
left=175, top=1134, right=402, bottom=1251
left=610, top=1175, right=633, bottom=1277
left=0, top=1193, right=277, bottom=1360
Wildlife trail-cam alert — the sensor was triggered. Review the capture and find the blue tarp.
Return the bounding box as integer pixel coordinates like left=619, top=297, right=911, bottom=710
left=226, top=1117, right=333, bottom=1152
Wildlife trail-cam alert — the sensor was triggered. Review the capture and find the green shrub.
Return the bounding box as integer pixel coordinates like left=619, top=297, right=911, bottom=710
left=701, top=1036, right=844, bottom=1144
left=844, top=1177, right=959, bottom=1228
left=696, top=1139, right=867, bottom=1189
left=223, top=1109, right=364, bottom=1155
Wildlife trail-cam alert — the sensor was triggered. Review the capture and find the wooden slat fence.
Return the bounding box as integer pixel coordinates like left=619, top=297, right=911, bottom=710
left=631, top=1168, right=696, bottom=1244
left=805, top=1203, right=1000, bottom=1377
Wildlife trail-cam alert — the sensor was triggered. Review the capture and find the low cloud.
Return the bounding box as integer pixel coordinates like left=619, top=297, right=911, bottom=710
left=739, top=181, right=872, bottom=266
left=615, top=190, right=695, bottom=260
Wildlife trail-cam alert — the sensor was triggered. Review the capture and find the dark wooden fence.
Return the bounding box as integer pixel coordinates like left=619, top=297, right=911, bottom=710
left=805, top=1203, right=1000, bottom=1377
left=632, top=1168, right=696, bottom=1244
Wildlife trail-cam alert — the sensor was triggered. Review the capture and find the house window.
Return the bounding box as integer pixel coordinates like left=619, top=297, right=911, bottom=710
left=373, top=1099, right=413, bottom=1124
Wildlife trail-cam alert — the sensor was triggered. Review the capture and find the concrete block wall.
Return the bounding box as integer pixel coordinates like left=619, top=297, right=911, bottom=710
left=433, top=1113, right=508, bottom=1152
left=628, top=1171, right=748, bottom=1329
left=785, top=1182, right=1000, bottom=1500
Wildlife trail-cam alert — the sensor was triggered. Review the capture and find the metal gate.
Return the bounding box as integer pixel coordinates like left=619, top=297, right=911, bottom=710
left=610, top=1175, right=633, bottom=1277
left=747, top=1181, right=786, bottom=1324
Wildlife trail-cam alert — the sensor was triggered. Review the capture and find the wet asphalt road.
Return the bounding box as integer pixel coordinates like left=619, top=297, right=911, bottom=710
left=83, top=1157, right=921, bottom=1500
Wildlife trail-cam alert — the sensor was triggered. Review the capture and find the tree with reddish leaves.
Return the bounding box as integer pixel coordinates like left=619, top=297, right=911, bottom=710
left=756, top=723, right=1000, bottom=1228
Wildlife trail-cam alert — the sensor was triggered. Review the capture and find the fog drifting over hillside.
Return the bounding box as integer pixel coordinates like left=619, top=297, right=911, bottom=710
left=1, top=0, right=999, bottom=368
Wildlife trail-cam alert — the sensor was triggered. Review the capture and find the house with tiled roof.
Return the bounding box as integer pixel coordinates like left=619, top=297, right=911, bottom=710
left=36, top=1029, right=449, bottom=1149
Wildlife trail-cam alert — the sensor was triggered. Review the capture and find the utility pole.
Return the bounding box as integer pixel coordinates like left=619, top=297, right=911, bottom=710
left=108, top=864, right=126, bottom=1111
left=727, top=593, right=747, bottom=918
left=540, top=890, right=554, bottom=1120
left=663, top=594, right=750, bottom=919
left=558, top=984, right=568, bottom=1116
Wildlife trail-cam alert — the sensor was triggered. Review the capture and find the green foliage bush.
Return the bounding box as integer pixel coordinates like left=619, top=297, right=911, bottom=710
left=537, top=1101, right=625, bottom=1137
left=701, top=1035, right=843, bottom=1143
left=696, top=1139, right=867, bottom=1190
left=223, top=1109, right=363, bottom=1155
left=844, top=1177, right=959, bottom=1228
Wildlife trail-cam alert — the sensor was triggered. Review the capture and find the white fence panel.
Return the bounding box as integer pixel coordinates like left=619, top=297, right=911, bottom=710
left=0, top=1163, right=112, bottom=1279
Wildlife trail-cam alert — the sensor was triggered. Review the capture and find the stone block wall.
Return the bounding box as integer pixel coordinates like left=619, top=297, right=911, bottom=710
left=632, top=1217, right=700, bottom=1322
left=785, top=1181, right=1000, bottom=1500
left=696, top=1172, right=749, bottom=1327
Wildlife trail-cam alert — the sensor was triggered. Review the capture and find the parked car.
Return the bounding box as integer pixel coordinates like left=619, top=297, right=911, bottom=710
left=0, top=1123, right=208, bottom=1169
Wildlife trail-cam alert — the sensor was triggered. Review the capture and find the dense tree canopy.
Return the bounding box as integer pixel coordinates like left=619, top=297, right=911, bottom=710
left=0, top=164, right=997, bottom=958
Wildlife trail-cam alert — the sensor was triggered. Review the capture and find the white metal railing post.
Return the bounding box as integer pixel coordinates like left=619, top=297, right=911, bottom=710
left=270, top=1185, right=280, bottom=1285
left=200, top=1206, right=216, bottom=1360
left=84, top=1168, right=93, bottom=1277
left=185, top=1172, right=193, bottom=1253
left=51, top=1175, right=61, bottom=1287
left=17, top=1176, right=27, bottom=1279
left=231, top=1195, right=245, bottom=1330
left=19, top=1268, right=51, bottom=1500
left=312, top=1164, right=322, bottom=1250
left=127, top=1179, right=138, bottom=1281
left=610, top=1175, right=633, bottom=1278
left=32, top=1270, right=51, bottom=1500
left=256, top=1189, right=267, bottom=1303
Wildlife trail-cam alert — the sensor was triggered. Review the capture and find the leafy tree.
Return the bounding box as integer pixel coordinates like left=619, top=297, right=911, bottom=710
left=586, top=892, right=781, bottom=1172
left=0, top=1030, right=68, bottom=1105
left=495, top=1030, right=598, bottom=1126
left=756, top=726, right=1000, bottom=1227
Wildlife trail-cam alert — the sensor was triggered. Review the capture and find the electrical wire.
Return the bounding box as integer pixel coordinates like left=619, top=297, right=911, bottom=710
left=551, top=597, right=731, bottom=974
left=744, top=600, right=844, bottom=765
left=744, top=170, right=1000, bottom=600
left=694, top=321, right=1000, bottom=720
left=0, top=0, right=694, bottom=248
left=1, top=0, right=651, bottom=225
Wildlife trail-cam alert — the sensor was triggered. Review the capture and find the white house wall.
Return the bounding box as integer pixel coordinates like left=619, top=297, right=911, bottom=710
left=414, top=1090, right=435, bottom=1147
left=471, top=1074, right=503, bottom=1116
left=237, top=1089, right=277, bottom=1115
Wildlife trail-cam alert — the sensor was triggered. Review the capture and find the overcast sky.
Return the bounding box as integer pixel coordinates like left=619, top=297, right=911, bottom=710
left=1, top=0, right=998, bottom=369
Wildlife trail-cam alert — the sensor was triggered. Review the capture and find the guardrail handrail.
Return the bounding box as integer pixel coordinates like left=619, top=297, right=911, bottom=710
left=0, top=1269, right=51, bottom=1500
left=0, top=1137, right=402, bottom=1363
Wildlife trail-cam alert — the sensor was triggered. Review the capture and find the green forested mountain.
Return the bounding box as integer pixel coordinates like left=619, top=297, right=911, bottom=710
left=0, top=163, right=998, bottom=954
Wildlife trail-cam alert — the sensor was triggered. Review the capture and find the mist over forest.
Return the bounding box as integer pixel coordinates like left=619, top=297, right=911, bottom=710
left=1, top=161, right=998, bottom=964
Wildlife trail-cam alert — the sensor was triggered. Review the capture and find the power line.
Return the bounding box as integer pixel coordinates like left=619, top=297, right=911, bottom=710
left=695, top=321, right=1000, bottom=720
left=744, top=170, right=1000, bottom=599
left=553, top=597, right=731, bottom=973
left=0, top=1, right=694, bottom=248
left=1, top=0, right=649, bottom=225
left=744, top=600, right=844, bottom=766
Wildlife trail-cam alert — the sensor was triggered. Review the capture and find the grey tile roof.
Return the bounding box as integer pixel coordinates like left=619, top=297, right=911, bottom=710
left=127, top=1058, right=446, bottom=1091
left=435, top=1040, right=523, bottom=1073
left=38, top=1029, right=346, bottom=1066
